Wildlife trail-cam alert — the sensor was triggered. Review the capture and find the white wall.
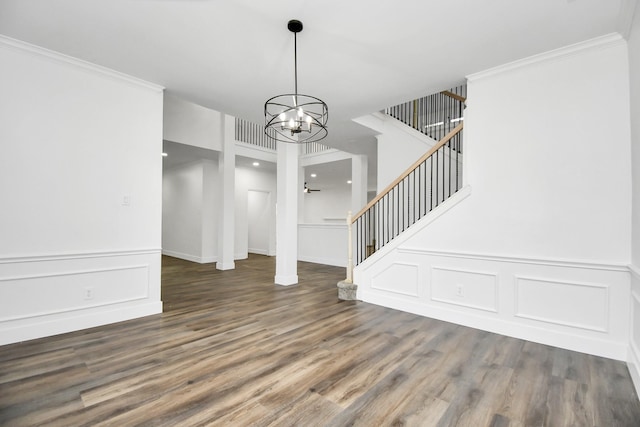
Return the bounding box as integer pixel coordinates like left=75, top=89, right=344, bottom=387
left=354, top=112, right=437, bottom=193
left=298, top=224, right=348, bottom=267
left=356, top=35, right=632, bottom=360
left=163, top=95, right=222, bottom=151
left=162, top=159, right=219, bottom=263
left=0, top=37, right=163, bottom=345
left=627, top=1, right=640, bottom=397
left=302, top=185, right=352, bottom=224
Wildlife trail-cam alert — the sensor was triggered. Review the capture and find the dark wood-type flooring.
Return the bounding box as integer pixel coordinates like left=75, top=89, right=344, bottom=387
left=1, top=254, right=639, bottom=426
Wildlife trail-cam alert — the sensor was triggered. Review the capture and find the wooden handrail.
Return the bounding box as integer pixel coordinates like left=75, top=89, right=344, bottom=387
left=352, top=122, right=464, bottom=222
left=441, top=90, right=466, bottom=103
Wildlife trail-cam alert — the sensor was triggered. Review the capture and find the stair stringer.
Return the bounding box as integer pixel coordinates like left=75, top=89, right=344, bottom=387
left=354, top=185, right=472, bottom=297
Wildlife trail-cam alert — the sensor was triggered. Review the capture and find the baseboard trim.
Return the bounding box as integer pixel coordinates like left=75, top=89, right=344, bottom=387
left=0, top=301, right=162, bottom=346
left=629, top=264, right=640, bottom=398
left=361, top=290, right=627, bottom=360
left=298, top=255, right=347, bottom=267
left=629, top=339, right=640, bottom=401
left=161, top=250, right=216, bottom=264
left=275, top=274, right=298, bottom=286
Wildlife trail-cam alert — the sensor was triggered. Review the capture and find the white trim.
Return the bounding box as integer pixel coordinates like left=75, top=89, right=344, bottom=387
left=371, top=262, right=420, bottom=297
left=0, top=301, right=162, bottom=347
left=398, top=247, right=629, bottom=273
left=630, top=263, right=640, bottom=398
left=0, top=35, right=163, bottom=92
left=275, top=274, right=298, bottom=286
left=216, top=261, right=236, bottom=271
left=248, top=248, right=269, bottom=256
left=361, top=290, right=627, bottom=360
left=430, top=266, right=499, bottom=313
left=467, top=33, right=625, bottom=82
left=629, top=339, right=640, bottom=402
left=298, top=255, right=346, bottom=268
left=0, top=248, right=161, bottom=264
left=161, top=249, right=216, bottom=264
left=513, top=275, right=610, bottom=333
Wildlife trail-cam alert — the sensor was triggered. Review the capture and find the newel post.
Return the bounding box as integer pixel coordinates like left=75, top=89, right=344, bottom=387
left=337, top=211, right=358, bottom=300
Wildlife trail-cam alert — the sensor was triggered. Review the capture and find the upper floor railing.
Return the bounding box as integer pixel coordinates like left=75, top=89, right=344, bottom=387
left=385, top=84, right=466, bottom=144
left=302, top=141, right=333, bottom=155
left=235, top=117, right=333, bottom=155
left=235, top=118, right=277, bottom=151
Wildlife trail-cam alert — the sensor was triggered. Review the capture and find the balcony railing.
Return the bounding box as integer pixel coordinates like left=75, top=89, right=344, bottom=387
left=385, top=84, right=466, bottom=147
left=235, top=118, right=276, bottom=151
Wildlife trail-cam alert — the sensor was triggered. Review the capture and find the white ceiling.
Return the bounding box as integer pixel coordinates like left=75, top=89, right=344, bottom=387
left=0, top=0, right=631, bottom=158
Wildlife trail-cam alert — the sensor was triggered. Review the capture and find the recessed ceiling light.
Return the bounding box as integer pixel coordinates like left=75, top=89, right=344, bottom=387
left=253, top=162, right=260, bottom=166
left=347, top=180, right=352, bottom=184
left=161, top=152, right=168, bottom=157
left=310, top=173, right=317, bottom=178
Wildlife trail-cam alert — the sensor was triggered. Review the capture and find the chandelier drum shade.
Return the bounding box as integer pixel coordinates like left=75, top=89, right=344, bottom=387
left=264, top=19, right=328, bottom=144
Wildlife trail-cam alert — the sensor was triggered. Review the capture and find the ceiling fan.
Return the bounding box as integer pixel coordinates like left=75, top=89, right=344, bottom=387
left=303, top=182, right=321, bottom=193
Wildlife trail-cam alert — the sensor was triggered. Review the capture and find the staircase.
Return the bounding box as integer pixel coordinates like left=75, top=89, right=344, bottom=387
left=338, top=86, right=466, bottom=300
left=354, top=86, right=466, bottom=265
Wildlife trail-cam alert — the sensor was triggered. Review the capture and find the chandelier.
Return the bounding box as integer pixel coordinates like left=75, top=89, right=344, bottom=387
left=264, top=19, right=328, bottom=144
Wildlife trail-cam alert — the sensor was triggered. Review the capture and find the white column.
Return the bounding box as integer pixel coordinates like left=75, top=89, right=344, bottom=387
left=351, top=154, right=368, bottom=214
left=275, top=141, right=299, bottom=285
left=201, top=159, right=217, bottom=263
left=216, top=114, right=235, bottom=270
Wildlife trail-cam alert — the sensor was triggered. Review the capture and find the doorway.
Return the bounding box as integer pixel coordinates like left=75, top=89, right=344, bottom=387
left=247, top=190, right=271, bottom=255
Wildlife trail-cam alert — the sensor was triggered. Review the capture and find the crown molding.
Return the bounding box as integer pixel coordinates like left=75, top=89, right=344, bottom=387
left=467, top=33, right=625, bottom=82
left=0, top=35, right=164, bottom=92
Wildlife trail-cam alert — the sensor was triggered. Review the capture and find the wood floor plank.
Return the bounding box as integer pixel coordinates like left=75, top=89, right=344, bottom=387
left=0, top=254, right=639, bottom=426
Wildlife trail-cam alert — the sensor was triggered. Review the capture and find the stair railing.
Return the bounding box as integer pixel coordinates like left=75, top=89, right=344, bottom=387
left=352, top=123, right=464, bottom=265
left=385, top=85, right=466, bottom=145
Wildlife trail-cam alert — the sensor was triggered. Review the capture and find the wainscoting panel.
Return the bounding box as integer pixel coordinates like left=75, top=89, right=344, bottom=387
left=630, top=266, right=640, bottom=399
left=371, top=262, right=419, bottom=297
left=355, top=246, right=630, bottom=360
left=515, top=276, right=608, bottom=332
left=431, top=267, right=498, bottom=313
left=0, top=265, right=149, bottom=321
left=0, top=249, right=162, bottom=345
left=298, top=224, right=347, bottom=267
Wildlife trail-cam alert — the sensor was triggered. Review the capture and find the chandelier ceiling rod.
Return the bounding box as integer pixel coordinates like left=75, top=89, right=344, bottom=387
left=293, top=22, right=298, bottom=98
